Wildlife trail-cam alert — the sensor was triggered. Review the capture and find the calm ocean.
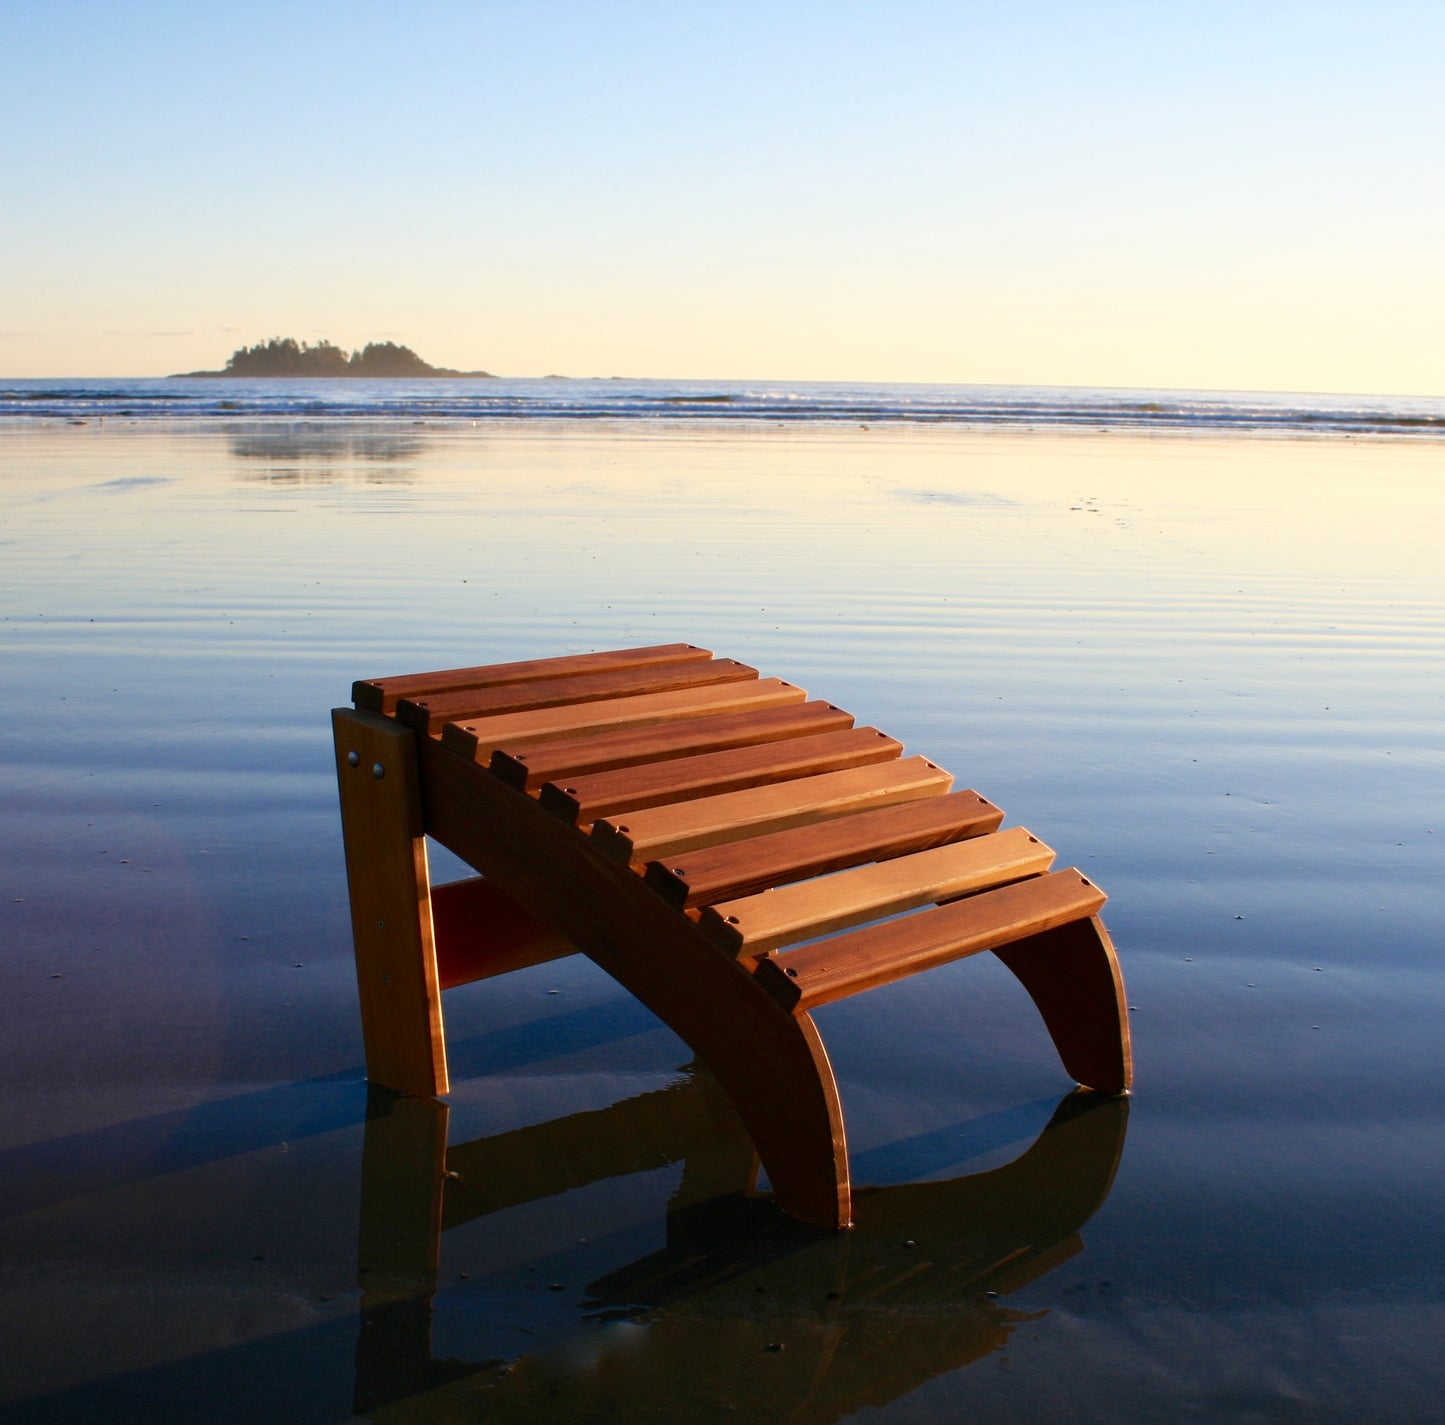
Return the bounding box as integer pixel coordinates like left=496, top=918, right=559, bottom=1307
left=2, top=410, right=1442, bottom=1423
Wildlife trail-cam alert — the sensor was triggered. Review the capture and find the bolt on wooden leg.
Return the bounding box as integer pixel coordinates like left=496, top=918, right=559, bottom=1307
left=333, top=708, right=449, bottom=1098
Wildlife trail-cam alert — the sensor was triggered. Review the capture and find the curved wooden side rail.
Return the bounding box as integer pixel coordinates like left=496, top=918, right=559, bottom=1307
left=332, top=642, right=1133, bottom=1229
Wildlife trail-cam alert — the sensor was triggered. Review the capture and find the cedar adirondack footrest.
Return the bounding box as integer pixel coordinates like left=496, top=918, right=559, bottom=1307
left=332, top=643, right=1133, bottom=1229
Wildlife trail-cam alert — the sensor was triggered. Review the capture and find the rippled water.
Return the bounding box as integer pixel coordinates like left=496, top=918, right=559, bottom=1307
left=2, top=421, right=1442, bottom=1422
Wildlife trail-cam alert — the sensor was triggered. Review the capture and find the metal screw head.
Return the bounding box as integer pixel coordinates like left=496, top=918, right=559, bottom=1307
left=346, top=750, right=360, bottom=767
left=372, top=763, right=385, bottom=779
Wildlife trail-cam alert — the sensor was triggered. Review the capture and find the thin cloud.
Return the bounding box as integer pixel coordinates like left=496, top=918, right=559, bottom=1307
left=103, top=328, right=201, bottom=338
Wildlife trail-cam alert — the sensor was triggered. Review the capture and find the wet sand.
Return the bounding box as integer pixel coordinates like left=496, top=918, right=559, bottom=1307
left=2, top=421, right=1442, bottom=1422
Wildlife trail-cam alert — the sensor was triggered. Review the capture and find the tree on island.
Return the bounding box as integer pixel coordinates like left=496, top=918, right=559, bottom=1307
left=177, top=337, right=492, bottom=378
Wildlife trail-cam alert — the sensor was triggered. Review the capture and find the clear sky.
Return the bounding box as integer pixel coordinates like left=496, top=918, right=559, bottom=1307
left=3, top=1, right=1442, bottom=393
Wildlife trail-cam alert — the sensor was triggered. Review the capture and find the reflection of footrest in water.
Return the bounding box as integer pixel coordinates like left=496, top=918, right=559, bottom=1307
left=333, top=642, right=1133, bottom=1229
left=353, top=1082, right=1129, bottom=1417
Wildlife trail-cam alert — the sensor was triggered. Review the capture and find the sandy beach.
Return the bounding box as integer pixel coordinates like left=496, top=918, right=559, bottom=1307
left=2, top=418, right=1443, bottom=1423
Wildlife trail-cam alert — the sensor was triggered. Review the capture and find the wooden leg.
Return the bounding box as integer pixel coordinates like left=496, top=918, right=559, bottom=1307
left=724, top=1012, right=851, bottom=1230
left=992, top=915, right=1133, bottom=1095
left=333, top=708, right=449, bottom=1098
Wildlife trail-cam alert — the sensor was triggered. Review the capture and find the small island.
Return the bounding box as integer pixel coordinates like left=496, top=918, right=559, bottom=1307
left=175, top=337, right=493, bottom=378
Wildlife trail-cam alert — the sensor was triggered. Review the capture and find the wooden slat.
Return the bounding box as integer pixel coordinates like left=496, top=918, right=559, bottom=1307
left=540, top=726, right=904, bottom=826
left=353, top=642, right=710, bottom=713
left=698, top=826, right=1057, bottom=957
left=397, top=658, right=759, bottom=736
left=441, top=678, right=807, bottom=763
left=753, top=868, right=1107, bottom=1012
left=643, top=789, right=1004, bottom=910
left=590, top=756, right=953, bottom=865
left=490, top=700, right=854, bottom=790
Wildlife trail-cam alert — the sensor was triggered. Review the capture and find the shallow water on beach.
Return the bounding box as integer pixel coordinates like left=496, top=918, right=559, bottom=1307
left=1, top=421, right=1442, bottom=1423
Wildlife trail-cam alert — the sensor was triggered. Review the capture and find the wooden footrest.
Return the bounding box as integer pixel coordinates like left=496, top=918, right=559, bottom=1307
left=334, top=640, right=1133, bottom=1230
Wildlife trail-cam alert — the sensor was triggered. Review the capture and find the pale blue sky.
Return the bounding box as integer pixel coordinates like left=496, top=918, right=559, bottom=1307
left=4, top=1, right=1442, bottom=391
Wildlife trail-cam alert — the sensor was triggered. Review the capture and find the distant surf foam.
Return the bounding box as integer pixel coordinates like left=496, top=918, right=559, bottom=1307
left=2, top=376, right=1442, bottom=438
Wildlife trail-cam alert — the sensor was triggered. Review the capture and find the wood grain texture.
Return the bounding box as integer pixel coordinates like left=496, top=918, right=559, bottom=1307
left=332, top=709, right=449, bottom=1097
left=352, top=642, right=710, bottom=713
left=490, top=700, right=854, bottom=790
left=590, top=756, right=954, bottom=865
left=752, top=868, right=1107, bottom=1013
left=414, top=733, right=854, bottom=1228
left=397, top=658, right=759, bottom=736
left=643, top=788, right=1004, bottom=910
left=699, top=826, right=1057, bottom=956
left=440, top=678, right=807, bottom=762
left=540, top=726, right=903, bottom=826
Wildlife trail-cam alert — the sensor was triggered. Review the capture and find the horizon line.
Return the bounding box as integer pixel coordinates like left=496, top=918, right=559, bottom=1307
left=2, top=373, right=1443, bottom=403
